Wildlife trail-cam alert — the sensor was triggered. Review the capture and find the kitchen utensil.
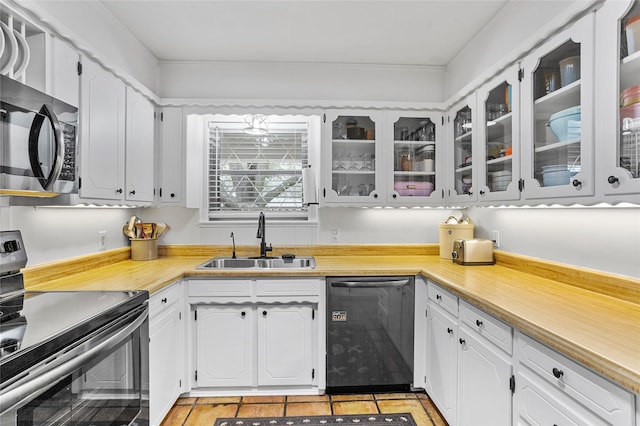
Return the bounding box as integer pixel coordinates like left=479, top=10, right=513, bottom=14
left=621, top=84, right=640, bottom=107
left=542, top=164, right=570, bottom=186
left=11, top=28, right=29, bottom=80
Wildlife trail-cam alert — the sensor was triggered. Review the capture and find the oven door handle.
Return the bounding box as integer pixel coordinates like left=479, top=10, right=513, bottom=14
left=331, top=279, right=410, bottom=288
left=0, top=305, right=148, bottom=415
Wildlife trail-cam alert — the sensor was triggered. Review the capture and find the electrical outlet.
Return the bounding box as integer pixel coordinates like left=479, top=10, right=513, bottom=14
left=491, top=230, right=500, bottom=248
left=330, top=227, right=340, bottom=243
left=98, top=231, right=107, bottom=251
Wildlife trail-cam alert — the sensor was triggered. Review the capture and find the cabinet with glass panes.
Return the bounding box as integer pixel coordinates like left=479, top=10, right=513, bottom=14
left=322, top=110, right=382, bottom=204
left=447, top=94, right=478, bottom=204
left=520, top=13, right=595, bottom=201
left=477, top=64, right=521, bottom=203
left=598, top=0, right=640, bottom=199
left=389, top=111, right=444, bottom=205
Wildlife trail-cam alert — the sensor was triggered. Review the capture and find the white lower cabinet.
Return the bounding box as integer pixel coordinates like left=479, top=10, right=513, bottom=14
left=514, top=331, right=635, bottom=426
left=425, top=282, right=513, bottom=426
left=458, top=327, right=512, bottom=426
left=188, top=278, right=321, bottom=392
left=195, top=305, right=254, bottom=387
left=149, top=282, right=184, bottom=426
left=257, top=304, right=314, bottom=386
left=426, top=302, right=458, bottom=423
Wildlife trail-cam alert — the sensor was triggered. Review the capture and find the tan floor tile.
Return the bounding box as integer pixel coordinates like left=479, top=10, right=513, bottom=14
left=286, top=395, right=330, bottom=403
left=286, top=402, right=332, bottom=416
left=375, top=392, right=419, bottom=400
left=196, top=396, right=242, bottom=405
left=420, top=398, right=448, bottom=426
left=175, top=397, right=197, bottom=405
left=237, top=403, right=285, bottom=418
left=160, top=405, right=192, bottom=426
left=332, top=401, right=379, bottom=415
left=242, top=395, right=286, bottom=404
left=378, top=399, right=433, bottom=426
left=330, top=394, right=374, bottom=401
left=184, top=404, right=238, bottom=426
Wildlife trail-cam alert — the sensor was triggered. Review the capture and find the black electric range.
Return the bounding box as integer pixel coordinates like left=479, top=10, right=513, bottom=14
left=0, top=230, right=149, bottom=425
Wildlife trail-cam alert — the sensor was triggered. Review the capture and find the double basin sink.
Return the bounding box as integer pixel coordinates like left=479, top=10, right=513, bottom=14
left=197, top=255, right=315, bottom=270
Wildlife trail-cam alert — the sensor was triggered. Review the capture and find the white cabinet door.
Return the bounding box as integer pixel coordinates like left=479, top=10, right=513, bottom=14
left=425, top=303, right=458, bottom=425
left=149, top=306, right=182, bottom=425
left=125, top=87, right=155, bottom=203
left=447, top=93, right=479, bottom=205
left=520, top=14, right=595, bottom=201
left=597, top=0, right=640, bottom=199
left=50, top=37, right=79, bottom=107
left=386, top=110, right=445, bottom=205
left=158, top=107, right=184, bottom=204
left=79, top=57, right=126, bottom=201
left=322, top=109, right=384, bottom=204
left=457, top=327, right=512, bottom=426
left=258, top=304, right=314, bottom=386
left=195, top=305, right=253, bottom=387
left=476, top=64, right=522, bottom=204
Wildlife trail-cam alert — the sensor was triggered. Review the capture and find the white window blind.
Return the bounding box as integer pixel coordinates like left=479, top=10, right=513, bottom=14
left=207, top=116, right=310, bottom=219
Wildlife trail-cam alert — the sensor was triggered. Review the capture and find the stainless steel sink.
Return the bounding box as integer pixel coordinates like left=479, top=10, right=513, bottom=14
left=196, top=256, right=315, bottom=270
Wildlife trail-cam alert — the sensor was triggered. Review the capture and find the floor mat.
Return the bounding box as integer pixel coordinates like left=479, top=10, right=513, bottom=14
left=214, top=412, right=417, bottom=425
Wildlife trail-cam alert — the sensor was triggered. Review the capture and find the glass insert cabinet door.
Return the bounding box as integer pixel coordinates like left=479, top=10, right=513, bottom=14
left=520, top=14, right=595, bottom=200
left=600, top=0, right=640, bottom=196
left=391, top=112, right=442, bottom=202
left=324, top=111, right=380, bottom=202
left=448, top=94, right=478, bottom=203
left=477, top=64, right=521, bottom=203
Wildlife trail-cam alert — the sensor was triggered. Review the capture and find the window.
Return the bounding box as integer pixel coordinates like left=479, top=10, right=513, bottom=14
left=206, top=114, right=316, bottom=220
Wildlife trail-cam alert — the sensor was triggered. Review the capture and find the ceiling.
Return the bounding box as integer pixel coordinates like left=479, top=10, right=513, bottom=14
left=100, top=0, right=508, bottom=67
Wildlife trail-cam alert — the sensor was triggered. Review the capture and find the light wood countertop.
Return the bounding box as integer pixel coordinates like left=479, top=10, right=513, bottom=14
left=22, top=246, right=640, bottom=394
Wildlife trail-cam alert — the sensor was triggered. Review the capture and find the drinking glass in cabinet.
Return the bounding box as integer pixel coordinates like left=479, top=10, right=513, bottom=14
left=532, top=40, right=582, bottom=187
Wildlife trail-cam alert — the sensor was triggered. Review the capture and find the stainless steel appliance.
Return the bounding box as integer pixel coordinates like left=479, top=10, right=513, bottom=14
left=326, top=276, right=414, bottom=393
left=0, top=230, right=149, bottom=425
left=0, top=74, right=78, bottom=195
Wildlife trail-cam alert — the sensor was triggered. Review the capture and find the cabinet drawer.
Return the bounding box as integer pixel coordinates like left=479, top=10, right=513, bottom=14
left=427, top=281, right=458, bottom=317
left=188, top=279, right=251, bottom=297
left=150, top=282, right=180, bottom=319
left=460, top=300, right=512, bottom=355
left=516, top=332, right=634, bottom=425
left=256, top=279, right=321, bottom=296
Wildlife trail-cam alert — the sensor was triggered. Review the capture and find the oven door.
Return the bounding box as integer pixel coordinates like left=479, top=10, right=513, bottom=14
left=0, top=305, right=149, bottom=426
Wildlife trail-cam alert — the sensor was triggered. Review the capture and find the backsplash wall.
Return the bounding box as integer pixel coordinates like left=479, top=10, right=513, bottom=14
left=3, top=204, right=638, bottom=279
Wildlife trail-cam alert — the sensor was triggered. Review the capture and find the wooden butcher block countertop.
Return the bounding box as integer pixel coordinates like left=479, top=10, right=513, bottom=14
left=22, top=244, right=640, bottom=394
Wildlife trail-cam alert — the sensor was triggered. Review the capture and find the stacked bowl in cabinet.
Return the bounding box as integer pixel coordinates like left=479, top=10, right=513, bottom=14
left=620, top=84, right=640, bottom=178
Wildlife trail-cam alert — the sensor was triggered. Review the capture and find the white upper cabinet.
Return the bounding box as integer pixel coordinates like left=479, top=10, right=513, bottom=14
left=322, top=110, right=383, bottom=204
left=125, top=86, right=155, bottom=203
left=476, top=65, right=521, bottom=204
left=158, top=107, right=185, bottom=205
left=597, top=0, right=640, bottom=199
left=447, top=93, right=478, bottom=205
left=79, top=57, right=126, bottom=201
left=388, top=111, right=445, bottom=205
left=50, top=37, right=79, bottom=108
left=520, top=14, right=595, bottom=201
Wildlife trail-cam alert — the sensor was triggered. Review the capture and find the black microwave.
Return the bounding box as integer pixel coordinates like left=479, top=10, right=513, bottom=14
left=0, top=75, right=78, bottom=195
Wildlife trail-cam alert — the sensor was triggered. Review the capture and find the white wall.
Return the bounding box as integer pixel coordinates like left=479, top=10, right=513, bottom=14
left=160, top=61, right=446, bottom=103
left=3, top=206, right=133, bottom=266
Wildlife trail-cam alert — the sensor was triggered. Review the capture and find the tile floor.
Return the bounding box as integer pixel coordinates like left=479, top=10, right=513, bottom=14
left=160, top=392, right=447, bottom=426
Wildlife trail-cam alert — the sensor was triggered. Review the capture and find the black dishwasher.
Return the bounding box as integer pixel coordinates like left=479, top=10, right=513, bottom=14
left=326, top=276, right=414, bottom=394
